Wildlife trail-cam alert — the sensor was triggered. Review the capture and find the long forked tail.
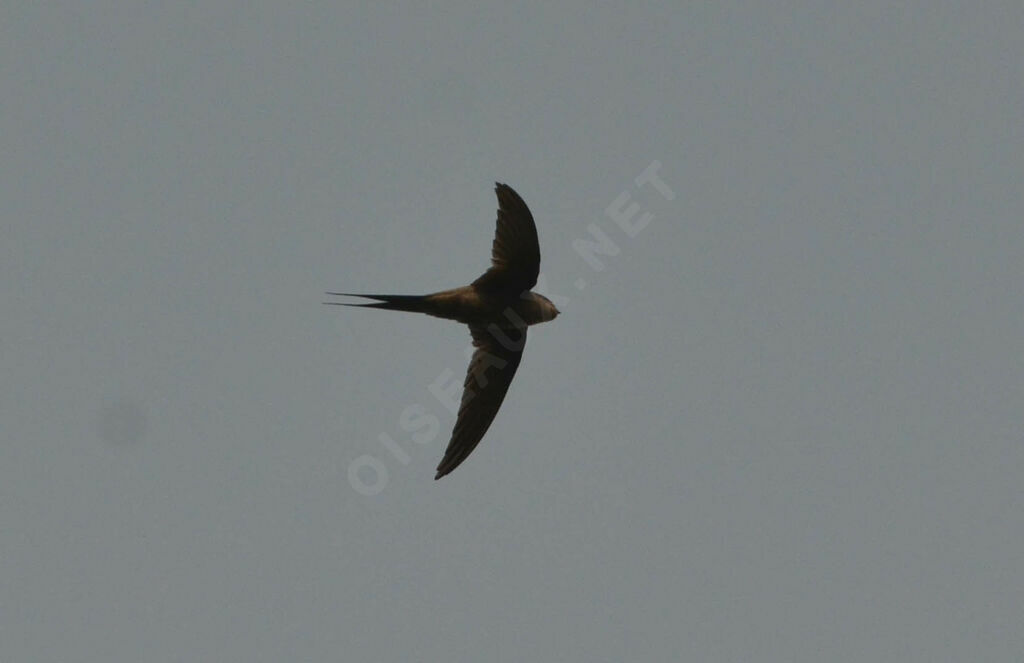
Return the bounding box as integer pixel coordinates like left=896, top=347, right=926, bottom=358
left=323, top=292, right=428, bottom=313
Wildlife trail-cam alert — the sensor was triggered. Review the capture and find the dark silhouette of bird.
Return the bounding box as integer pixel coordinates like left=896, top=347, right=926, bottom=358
left=326, top=183, right=559, bottom=479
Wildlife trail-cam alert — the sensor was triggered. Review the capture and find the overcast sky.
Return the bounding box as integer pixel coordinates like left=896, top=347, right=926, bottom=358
left=2, top=3, right=1022, bottom=661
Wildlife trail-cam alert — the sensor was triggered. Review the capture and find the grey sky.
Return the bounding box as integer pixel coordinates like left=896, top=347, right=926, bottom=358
left=2, top=3, right=1022, bottom=661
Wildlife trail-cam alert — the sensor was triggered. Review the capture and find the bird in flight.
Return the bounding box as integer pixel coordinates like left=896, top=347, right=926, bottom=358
left=326, top=183, right=560, bottom=479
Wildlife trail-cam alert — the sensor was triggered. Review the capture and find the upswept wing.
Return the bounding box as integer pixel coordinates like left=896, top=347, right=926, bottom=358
left=434, top=324, right=527, bottom=479
left=471, top=183, right=541, bottom=296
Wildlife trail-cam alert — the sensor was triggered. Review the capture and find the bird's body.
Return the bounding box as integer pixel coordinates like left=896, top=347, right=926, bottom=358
left=338, top=287, right=558, bottom=326
left=326, top=183, right=559, bottom=479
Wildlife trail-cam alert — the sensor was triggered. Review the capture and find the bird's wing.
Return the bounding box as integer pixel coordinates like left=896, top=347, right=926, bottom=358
left=434, top=324, right=527, bottom=479
left=471, top=183, right=541, bottom=296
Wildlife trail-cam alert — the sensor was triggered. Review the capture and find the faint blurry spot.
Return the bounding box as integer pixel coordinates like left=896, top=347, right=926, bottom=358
left=97, top=399, right=148, bottom=446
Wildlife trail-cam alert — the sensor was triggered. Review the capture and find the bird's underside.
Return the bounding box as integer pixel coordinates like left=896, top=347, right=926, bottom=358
left=326, top=183, right=559, bottom=479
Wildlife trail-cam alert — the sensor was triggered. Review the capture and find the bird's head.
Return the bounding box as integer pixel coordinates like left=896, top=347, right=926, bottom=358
left=535, top=294, right=560, bottom=322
